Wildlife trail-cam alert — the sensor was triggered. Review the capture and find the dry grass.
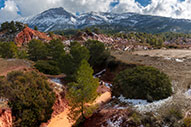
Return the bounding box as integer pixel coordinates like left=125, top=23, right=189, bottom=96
left=0, top=58, right=32, bottom=76
left=133, top=49, right=191, bottom=59
left=0, top=102, right=8, bottom=109
left=111, top=50, right=191, bottom=92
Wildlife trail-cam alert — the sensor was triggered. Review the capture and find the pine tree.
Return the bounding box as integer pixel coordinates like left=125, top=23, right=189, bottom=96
left=59, top=41, right=90, bottom=78
left=66, top=59, right=99, bottom=121
left=0, top=42, right=18, bottom=58
left=34, top=26, right=38, bottom=31
left=28, top=39, right=48, bottom=61
left=85, top=40, right=109, bottom=68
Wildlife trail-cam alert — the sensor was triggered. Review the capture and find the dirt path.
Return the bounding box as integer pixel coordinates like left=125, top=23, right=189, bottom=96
left=47, top=92, right=111, bottom=127
left=47, top=108, right=71, bottom=127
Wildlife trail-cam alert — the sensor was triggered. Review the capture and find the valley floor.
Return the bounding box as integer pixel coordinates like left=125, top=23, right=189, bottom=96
left=48, top=49, right=191, bottom=127
left=112, top=49, right=191, bottom=92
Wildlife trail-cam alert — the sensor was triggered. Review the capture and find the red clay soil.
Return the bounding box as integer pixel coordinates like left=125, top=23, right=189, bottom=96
left=41, top=91, right=67, bottom=127
left=0, top=108, right=12, bottom=127
left=51, top=91, right=66, bottom=118
left=15, top=27, right=67, bottom=47
left=15, top=27, right=51, bottom=46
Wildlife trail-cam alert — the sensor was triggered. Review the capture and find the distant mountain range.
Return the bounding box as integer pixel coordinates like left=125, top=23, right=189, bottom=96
left=17, top=7, right=191, bottom=33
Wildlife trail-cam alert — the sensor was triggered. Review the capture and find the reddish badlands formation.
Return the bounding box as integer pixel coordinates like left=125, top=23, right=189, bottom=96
left=15, top=27, right=51, bottom=46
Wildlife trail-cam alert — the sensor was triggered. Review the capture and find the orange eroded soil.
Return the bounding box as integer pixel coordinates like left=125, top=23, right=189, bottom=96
left=48, top=91, right=111, bottom=127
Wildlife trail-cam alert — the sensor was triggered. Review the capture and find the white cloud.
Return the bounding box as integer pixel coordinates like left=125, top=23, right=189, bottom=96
left=112, top=0, right=191, bottom=19
left=61, top=0, right=113, bottom=14
left=0, top=0, right=21, bottom=22
left=1, top=0, right=191, bottom=22
left=13, top=0, right=63, bottom=17
left=12, top=0, right=113, bottom=17
left=111, top=0, right=143, bottom=14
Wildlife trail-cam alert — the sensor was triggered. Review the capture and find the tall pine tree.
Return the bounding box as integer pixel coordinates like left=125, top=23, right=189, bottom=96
left=66, top=59, right=99, bottom=121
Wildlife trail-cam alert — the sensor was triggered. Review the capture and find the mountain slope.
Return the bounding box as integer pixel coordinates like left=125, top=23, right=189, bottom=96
left=18, top=7, right=77, bottom=32
left=17, top=7, right=191, bottom=33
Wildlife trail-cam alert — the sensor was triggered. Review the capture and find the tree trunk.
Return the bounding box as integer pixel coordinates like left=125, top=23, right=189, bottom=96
left=81, top=102, right=85, bottom=120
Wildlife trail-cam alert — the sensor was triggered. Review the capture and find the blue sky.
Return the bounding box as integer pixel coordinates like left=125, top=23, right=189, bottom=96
left=110, top=0, right=186, bottom=7
left=135, top=0, right=151, bottom=7
left=0, top=0, right=5, bottom=9
left=110, top=0, right=151, bottom=7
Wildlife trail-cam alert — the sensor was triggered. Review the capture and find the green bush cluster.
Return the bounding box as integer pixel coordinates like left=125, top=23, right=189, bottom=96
left=0, top=39, right=110, bottom=76
left=27, top=39, right=65, bottom=75
left=27, top=39, right=110, bottom=77
left=112, top=66, right=172, bottom=101
left=85, top=40, right=110, bottom=68
left=0, top=21, right=24, bottom=33
left=0, top=41, right=28, bottom=59
left=35, top=60, right=61, bottom=75
left=0, top=42, right=18, bottom=58
left=0, top=71, right=55, bottom=127
left=184, top=118, right=191, bottom=127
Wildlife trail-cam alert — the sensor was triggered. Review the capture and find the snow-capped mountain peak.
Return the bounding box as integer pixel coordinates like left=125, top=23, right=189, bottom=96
left=16, top=7, right=191, bottom=33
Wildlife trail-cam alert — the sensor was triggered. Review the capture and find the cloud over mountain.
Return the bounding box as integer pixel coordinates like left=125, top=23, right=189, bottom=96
left=112, top=0, right=191, bottom=19
left=1, top=0, right=191, bottom=22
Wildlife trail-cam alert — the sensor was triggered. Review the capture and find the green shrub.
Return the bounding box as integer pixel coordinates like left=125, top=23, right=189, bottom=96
left=85, top=40, right=110, bottom=68
left=184, top=118, right=191, bottom=127
left=47, top=39, right=65, bottom=61
left=131, top=113, right=142, bottom=125
left=0, top=71, right=55, bottom=127
left=59, top=41, right=90, bottom=78
left=17, top=49, right=28, bottom=59
left=0, top=41, right=18, bottom=58
left=163, top=106, right=183, bottom=127
left=35, top=60, right=61, bottom=75
left=28, top=39, right=48, bottom=61
left=112, top=66, right=172, bottom=101
left=0, top=21, right=24, bottom=33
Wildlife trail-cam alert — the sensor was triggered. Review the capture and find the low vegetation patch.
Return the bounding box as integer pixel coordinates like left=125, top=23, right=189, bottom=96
left=112, top=66, right=172, bottom=101
left=35, top=60, right=61, bottom=75
left=0, top=71, right=55, bottom=127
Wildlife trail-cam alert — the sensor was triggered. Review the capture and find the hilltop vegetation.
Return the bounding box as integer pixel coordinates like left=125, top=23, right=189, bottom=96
left=1, top=21, right=191, bottom=50
left=0, top=21, right=24, bottom=33
left=56, top=27, right=191, bottom=49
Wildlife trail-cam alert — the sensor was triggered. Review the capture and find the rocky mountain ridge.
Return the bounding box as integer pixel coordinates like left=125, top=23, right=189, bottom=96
left=17, top=7, right=191, bottom=33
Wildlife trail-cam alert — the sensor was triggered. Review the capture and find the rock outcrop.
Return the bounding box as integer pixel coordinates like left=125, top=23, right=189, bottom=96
left=14, top=26, right=67, bottom=47
left=0, top=108, right=12, bottom=127
left=15, top=27, right=51, bottom=46
left=74, top=32, right=151, bottom=51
